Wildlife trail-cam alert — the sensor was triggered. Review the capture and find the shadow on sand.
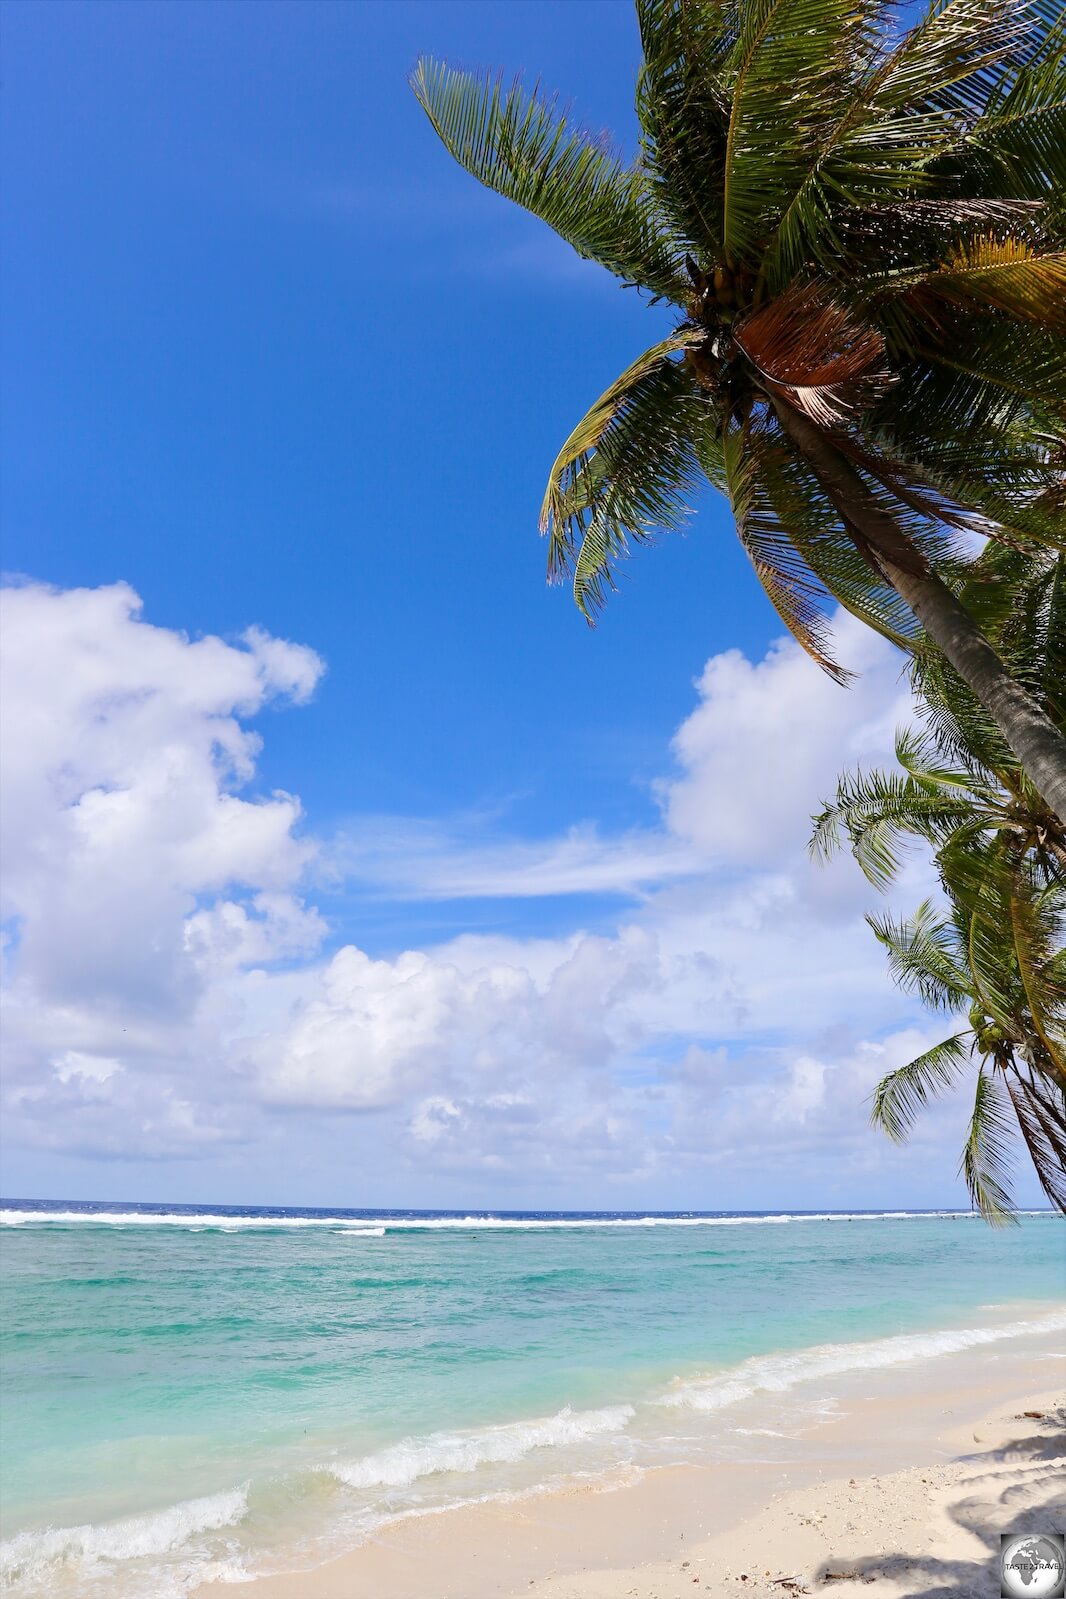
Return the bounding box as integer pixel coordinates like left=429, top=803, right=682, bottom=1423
left=812, top=1407, right=1066, bottom=1598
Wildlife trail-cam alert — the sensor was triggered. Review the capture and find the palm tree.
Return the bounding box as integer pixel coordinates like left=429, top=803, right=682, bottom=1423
left=862, top=891, right=1065, bottom=1222
left=814, top=742, right=1066, bottom=1221
left=412, top=0, right=1066, bottom=818
left=813, top=557, right=1066, bottom=1219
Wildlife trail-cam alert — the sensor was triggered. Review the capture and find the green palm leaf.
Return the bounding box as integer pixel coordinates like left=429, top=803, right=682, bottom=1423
left=410, top=59, right=688, bottom=302
left=718, top=0, right=868, bottom=269
left=540, top=331, right=702, bottom=558
left=953, top=1, right=1066, bottom=206
left=1003, top=1070, right=1066, bottom=1211
left=870, top=1032, right=971, bottom=1142
left=765, top=0, right=1038, bottom=284
left=539, top=337, right=712, bottom=618
left=635, top=0, right=735, bottom=256
left=751, top=423, right=919, bottom=653
left=960, top=1066, right=1017, bottom=1223
left=815, top=551, right=1065, bottom=1218
left=896, top=240, right=1066, bottom=331
left=868, top=902, right=972, bottom=1010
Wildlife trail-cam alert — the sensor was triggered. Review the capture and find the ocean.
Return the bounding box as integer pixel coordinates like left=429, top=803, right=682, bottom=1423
left=1, top=1201, right=1063, bottom=1597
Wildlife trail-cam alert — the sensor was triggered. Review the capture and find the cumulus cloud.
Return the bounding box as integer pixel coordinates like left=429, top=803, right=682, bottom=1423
left=395, top=1023, right=975, bottom=1200
left=243, top=923, right=667, bottom=1112
left=0, top=581, right=324, bottom=1156
left=1, top=578, right=995, bottom=1202
left=661, top=616, right=912, bottom=866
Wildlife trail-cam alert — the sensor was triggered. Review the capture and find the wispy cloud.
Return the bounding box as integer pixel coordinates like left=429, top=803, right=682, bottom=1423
left=333, top=816, right=697, bottom=900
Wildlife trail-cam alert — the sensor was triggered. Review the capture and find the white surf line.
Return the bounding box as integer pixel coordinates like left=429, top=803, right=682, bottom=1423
left=657, top=1310, right=1066, bottom=1413
left=1, top=1208, right=1057, bottom=1229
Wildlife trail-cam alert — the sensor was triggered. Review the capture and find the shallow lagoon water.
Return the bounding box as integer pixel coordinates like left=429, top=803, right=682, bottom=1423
left=1, top=1202, right=1063, bottom=1596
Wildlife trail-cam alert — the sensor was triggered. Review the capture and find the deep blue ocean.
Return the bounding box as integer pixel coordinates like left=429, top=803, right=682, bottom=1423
left=2, top=1200, right=1063, bottom=1597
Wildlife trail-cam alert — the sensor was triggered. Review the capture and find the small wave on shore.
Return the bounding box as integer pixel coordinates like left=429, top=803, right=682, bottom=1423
left=658, top=1310, right=1066, bottom=1413
left=0, top=1487, right=249, bottom=1596
left=327, top=1403, right=635, bottom=1491
left=0, top=1409, right=635, bottom=1597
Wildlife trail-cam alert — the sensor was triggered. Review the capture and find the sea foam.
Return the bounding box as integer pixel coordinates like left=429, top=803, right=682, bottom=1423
left=659, top=1310, right=1066, bottom=1412
left=0, top=1209, right=384, bottom=1230
left=0, top=1486, right=248, bottom=1586
left=327, top=1403, right=635, bottom=1490
left=2, top=1207, right=1053, bottom=1231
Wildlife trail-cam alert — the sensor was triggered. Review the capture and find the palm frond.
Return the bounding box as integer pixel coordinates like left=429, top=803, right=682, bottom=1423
left=733, top=283, right=894, bottom=425
left=764, top=0, right=1036, bottom=285
left=905, top=318, right=1066, bottom=434
left=811, top=771, right=921, bottom=885
left=960, top=1065, right=1017, bottom=1222
left=635, top=0, right=736, bottom=257
left=853, top=426, right=1066, bottom=559
left=816, top=535, right=1065, bottom=1223
left=411, top=58, right=688, bottom=301
left=952, top=2, right=1066, bottom=205
left=1004, top=1069, right=1066, bottom=1212
left=758, top=451, right=920, bottom=651
left=810, top=763, right=996, bottom=889
left=718, top=0, right=876, bottom=268
left=895, top=0, right=1036, bottom=120
left=540, top=336, right=711, bottom=619
left=965, top=888, right=1023, bottom=1026
left=1009, top=882, right=1066, bottom=1071
left=893, top=724, right=994, bottom=796
left=895, top=238, right=1066, bottom=331
left=722, top=417, right=849, bottom=679
left=870, top=1032, right=971, bottom=1142
left=868, top=901, right=972, bottom=1009
left=541, top=331, right=701, bottom=553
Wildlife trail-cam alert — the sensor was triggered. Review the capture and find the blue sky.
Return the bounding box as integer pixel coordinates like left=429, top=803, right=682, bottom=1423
left=1, top=0, right=1040, bottom=1211
left=6, top=0, right=763, bottom=849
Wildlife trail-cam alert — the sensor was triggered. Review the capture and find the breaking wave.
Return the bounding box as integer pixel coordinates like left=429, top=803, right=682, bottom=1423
left=0, top=1487, right=248, bottom=1589
left=658, top=1311, right=1066, bottom=1412
left=327, top=1404, right=635, bottom=1491
left=0, top=1210, right=386, bottom=1231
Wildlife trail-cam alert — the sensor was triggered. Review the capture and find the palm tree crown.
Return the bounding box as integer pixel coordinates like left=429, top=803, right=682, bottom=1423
left=413, top=0, right=1066, bottom=816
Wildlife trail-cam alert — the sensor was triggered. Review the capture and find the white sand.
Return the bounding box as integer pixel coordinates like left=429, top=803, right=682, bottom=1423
left=532, top=1393, right=1064, bottom=1599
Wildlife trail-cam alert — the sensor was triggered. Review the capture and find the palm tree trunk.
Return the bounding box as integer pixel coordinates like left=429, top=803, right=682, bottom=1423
left=772, top=400, right=1066, bottom=824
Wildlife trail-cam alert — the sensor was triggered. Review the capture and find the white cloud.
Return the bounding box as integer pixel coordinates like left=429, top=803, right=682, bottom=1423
left=52, top=1050, right=122, bottom=1085
left=661, top=615, right=911, bottom=867
left=0, top=580, right=324, bottom=1155
left=246, top=924, right=663, bottom=1111
left=1, top=579, right=1006, bottom=1204
left=336, top=817, right=695, bottom=900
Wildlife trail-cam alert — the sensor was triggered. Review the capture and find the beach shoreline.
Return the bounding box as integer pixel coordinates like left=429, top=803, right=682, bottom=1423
left=195, top=1347, right=1065, bottom=1598
left=6, top=1212, right=1062, bottom=1599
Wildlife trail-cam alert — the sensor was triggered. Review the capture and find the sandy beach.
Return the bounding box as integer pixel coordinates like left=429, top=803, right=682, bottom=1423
left=197, top=1357, right=1064, bottom=1599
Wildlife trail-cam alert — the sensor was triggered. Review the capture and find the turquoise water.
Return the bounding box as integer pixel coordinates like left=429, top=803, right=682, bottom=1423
left=1, top=1203, right=1063, bottom=1596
